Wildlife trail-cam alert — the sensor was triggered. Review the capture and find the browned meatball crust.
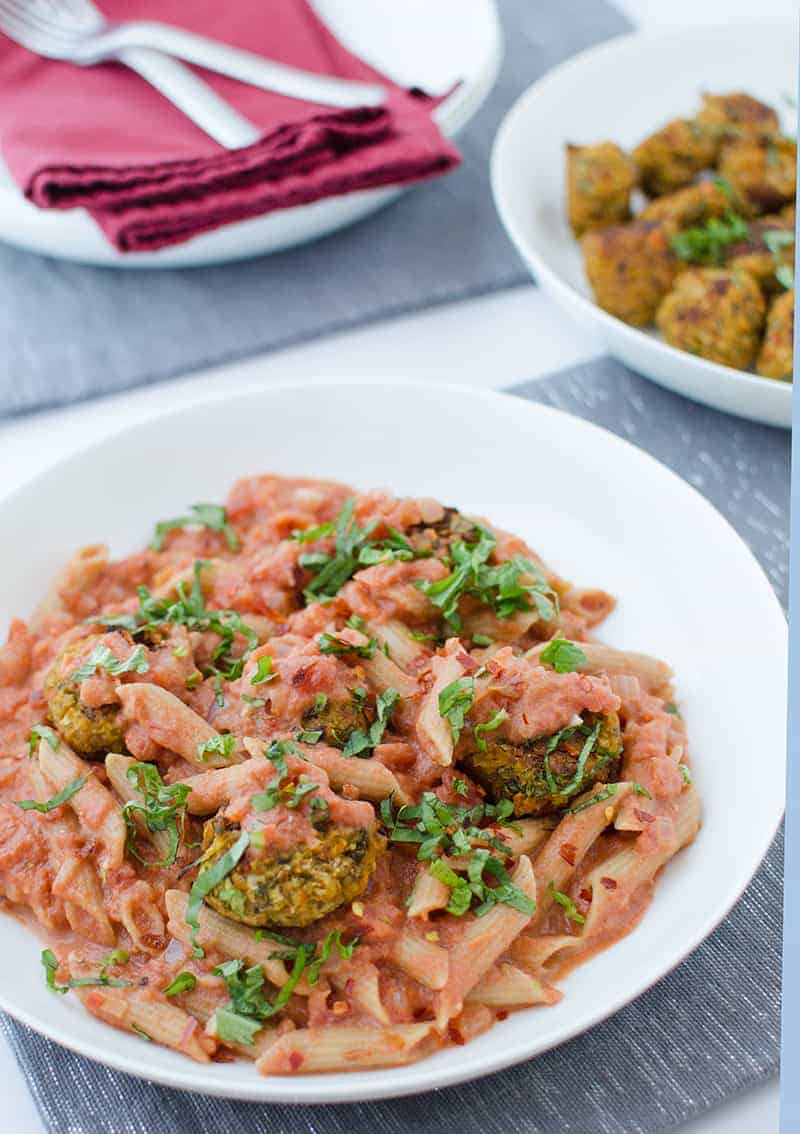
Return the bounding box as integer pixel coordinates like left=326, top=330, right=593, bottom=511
left=696, top=92, right=780, bottom=147
left=718, top=137, right=797, bottom=217
left=656, top=268, right=766, bottom=369
left=566, top=141, right=638, bottom=236
left=756, top=289, right=794, bottom=381
left=632, top=118, right=717, bottom=197
left=582, top=220, right=680, bottom=326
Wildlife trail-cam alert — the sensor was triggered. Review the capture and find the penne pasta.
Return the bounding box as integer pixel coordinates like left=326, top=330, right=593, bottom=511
left=37, top=739, right=126, bottom=872
left=105, top=753, right=174, bottom=862
left=466, top=963, right=561, bottom=1009
left=2, top=472, right=701, bottom=1076
left=118, top=684, right=238, bottom=768
left=256, top=1023, right=436, bottom=1074
left=164, top=890, right=306, bottom=993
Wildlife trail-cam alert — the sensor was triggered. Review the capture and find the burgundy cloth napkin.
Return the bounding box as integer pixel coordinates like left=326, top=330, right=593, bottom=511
left=0, top=0, right=461, bottom=251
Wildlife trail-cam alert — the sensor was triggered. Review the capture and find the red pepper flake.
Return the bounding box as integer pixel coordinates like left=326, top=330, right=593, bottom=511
left=634, top=808, right=655, bottom=824
left=496, top=1010, right=509, bottom=1021
left=288, top=1050, right=305, bottom=1071
left=579, top=888, right=592, bottom=904
left=291, top=665, right=310, bottom=687
left=456, top=651, right=479, bottom=673
left=600, top=876, right=618, bottom=891
left=559, top=842, right=577, bottom=866
left=448, top=1024, right=466, bottom=1046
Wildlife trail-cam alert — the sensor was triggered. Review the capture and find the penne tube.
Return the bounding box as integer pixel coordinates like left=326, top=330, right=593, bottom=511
left=466, top=963, right=561, bottom=1009
left=406, top=868, right=450, bottom=919
left=29, top=763, right=116, bottom=945
left=74, top=985, right=214, bottom=1062
left=118, top=683, right=238, bottom=768
left=531, top=782, right=635, bottom=928
left=37, top=739, right=126, bottom=872
left=362, top=650, right=418, bottom=698
left=493, top=816, right=558, bottom=858
left=415, top=648, right=464, bottom=766
left=557, top=586, right=616, bottom=628
left=164, top=890, right=306, bottom=993
left=330, top=962, right=392, bottom=1025
left=510, top=933, right=577, bottom=970
left=256, top=1022, right=436, bottom=1074
left=241, top=737, right=412, bottom=806
left=388, top=931, right=449, bottom=990
left=365, top=619, right=426, bottom=669
left=435, top=856, right=537, bottom=1027
left=526, top=640, right=672, bottom=694
left=105, top=753, right=174, bottom=862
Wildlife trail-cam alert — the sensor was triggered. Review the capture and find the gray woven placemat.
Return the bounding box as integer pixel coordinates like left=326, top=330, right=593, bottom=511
left=0, top=0, right=632, bottom=418
left=1, top=356, right=787, bottom=1134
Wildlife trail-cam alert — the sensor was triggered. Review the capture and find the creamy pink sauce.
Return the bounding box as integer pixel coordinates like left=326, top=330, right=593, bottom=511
left=0, top=474, right=696, bottom=1070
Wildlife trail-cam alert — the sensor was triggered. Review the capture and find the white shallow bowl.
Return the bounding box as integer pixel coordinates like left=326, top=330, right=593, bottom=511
left=491, top=24, right=797, bottom=428
left=0, top=382, right=786, bottom=1103
left=0, top=0, right=501, bottom=268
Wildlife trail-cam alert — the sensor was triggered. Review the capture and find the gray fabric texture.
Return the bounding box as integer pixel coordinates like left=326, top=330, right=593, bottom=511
left=1, top=357, right=788, bottom=1133
left=0, top=0, right=632, bottom=418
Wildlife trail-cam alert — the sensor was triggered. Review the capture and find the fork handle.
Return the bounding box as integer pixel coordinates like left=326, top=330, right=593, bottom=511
left=116, top=47, right=261, bottom=149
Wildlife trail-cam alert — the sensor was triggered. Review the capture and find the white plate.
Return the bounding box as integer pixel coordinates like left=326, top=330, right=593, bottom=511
left=0, top=0, right=501, bottom=267
left=490, top=24, right=797, bottom=428
left=0, top=381, right=786, bottom=1103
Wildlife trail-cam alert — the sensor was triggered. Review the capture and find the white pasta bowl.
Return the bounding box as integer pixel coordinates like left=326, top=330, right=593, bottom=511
left=0, top=382, right=786, bottom=1102
left=490, top=23, right=797, bottom=428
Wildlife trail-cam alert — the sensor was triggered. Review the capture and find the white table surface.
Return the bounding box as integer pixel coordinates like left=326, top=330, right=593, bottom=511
left=0, top=0, right=792, bottom=1128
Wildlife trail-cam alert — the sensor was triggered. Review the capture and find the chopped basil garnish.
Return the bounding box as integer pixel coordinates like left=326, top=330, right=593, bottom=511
left=318, top=632, right=376, bottom=658
left=679, top=763, right=692, bottom=786
left=186, top=828, right=250, bottom=958
left=122, top=762, right=191, bottom=867
left=547, top=882, right=585, bottom=926
left=163, top=971, right=197, bottom=997
left=197, top=734, right=236, bottom=763
left=671, top=211, right=749, bottom=265
left=342, top=688, right=399, bottom=758
left=565, top=783, right=618, bottom=814
left=300, top=500, right=428, bottom=604
left=415, top=525, right=557, bottom=631
left=382, top=792, right=531, bottom=917
left=41, top=948, right=133, bottom=994
left=28, top=724, right=60, bottom=758
left=539, top=639, right=587, bottom=674
left=16, top=774, right=90, bottom=813
left=438, top=676, right=475, bottom=744
left=474, top=708, right=508, bottom=752
left=72, top=643, right=149, bottom=682
left=250, top=656, right=276, bottom=686
left=89, top=561, right=257, bottom=686
left=151, top=503, right=238, bottom=552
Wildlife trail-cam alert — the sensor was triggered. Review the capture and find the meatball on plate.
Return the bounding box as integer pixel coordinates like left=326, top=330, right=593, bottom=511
left=0, top=384, right=785, bottom=1102
left=491, top=23, right=797, bottom=426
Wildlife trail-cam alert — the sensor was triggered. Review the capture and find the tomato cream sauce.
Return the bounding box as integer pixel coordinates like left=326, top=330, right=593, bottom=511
left=0, top=474, right=698, bottom=1073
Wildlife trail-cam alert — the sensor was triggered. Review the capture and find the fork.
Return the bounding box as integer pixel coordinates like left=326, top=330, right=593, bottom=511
left=0, top=0, right=386, bottom=150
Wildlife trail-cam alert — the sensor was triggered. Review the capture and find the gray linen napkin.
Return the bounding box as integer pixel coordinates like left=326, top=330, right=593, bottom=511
left=0, top=0, right=632, bottom=418
left=1, top=357, right=788, bottom=1133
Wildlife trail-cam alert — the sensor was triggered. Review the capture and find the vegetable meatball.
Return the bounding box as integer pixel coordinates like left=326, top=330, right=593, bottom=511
left=44, top=637, right=126, bottom=758
left=632, top=118, right=717, bottom=197
left=199, top=819, right=383, bottom=928
left=582, top=220, right=680, bottom=326
left=756, top=289, right=794, bottom=381
left=725, top=216, right=795, bottom=295
left=301, top=694, right=371, bottom=749
left=718, top=137, right=797, bottom=217
left=406, top=506, right=481, bottom=556
left=459, top=711, right=622, bottom=818
left=656, top=268, right=766, bottom=369
left=566, top=141, right=638, bottom=236
left=696, top=92, right=780, bottom=145
left=640, top=180, right=730, bottom=228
